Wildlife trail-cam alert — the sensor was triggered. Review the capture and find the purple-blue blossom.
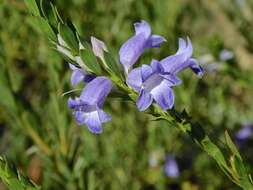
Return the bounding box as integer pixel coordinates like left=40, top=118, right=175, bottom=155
left=127, top=38, right=204, bottom=111
left=219, top=49, right=234, bottom=61
left=127, top=60, right=179, bottom=111
left=236, top=123, right=253, bottom=141
left=68, top=77, right=112, bottom=134
left=159, top=38, right=204, bottom=77
left=164, top=155, right=180, bottom=178
left=119, top=20, right=166, bottom=72
left=91, top=36, right=108, bottom=60
left=69, top=63, right=95, bottom=86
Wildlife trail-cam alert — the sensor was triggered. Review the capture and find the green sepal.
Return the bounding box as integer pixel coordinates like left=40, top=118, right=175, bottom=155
left=80, top=47, right=102, bottom=75
left=201, top=137, right=228, bottom=169
left=225, top=130, right=242, bottom=160
left=58, top=23, right=79, bottom=54
left=103, top=52, right=124, bottom=80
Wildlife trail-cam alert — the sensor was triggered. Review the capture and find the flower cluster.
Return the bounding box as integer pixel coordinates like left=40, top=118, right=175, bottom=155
left=65, top=20, right=203, bottom=134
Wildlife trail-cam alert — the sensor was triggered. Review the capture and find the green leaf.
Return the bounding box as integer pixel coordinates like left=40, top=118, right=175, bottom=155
left=80, top=48, right=102, bottom=74
left=103, top=51, right=123, bottom=79
left=28, top=16, right=56, bottom=41
left=24, top=0, right=40, bottom=16
left=230, top=155, right=246, bottom=177
left=225, top=130, right=242, bottom=160
left=50, top=2, right=64, bottom=24
left=201, top=137, right=228, bottom=169
left=58, top=23, right=79, bottom=53
left=8, top=179, right=24, bottom=190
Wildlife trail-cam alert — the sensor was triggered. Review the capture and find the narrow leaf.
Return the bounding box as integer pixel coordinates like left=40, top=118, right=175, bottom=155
left=28, top=16, right=56, bottom=41
left=80, top=49, right=102, bottom=75
left=201, top=137, right=228, bottom=169
left=225, top=130, right=242, bottom=160
left=231, top=156, right=246, bottom=177
left=58, top=23, right=79, bottom=53
left=24, top=0, right=40, bottom=16
left=104, top=52, right=123, bottom=79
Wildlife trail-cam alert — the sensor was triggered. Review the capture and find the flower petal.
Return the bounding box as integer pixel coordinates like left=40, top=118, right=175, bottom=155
left=127, top=67, right=143, bottom=92
left=83, top=75, right=96, bottom=83
left=141, top=64, right=153, bottom=81
left=98, top=109, right=112, bottom=123
left=151, top=59, right=163, bottom=73
left=71, top=70, right=84, bottom=86
left=134, top=20, right=151, bottom=38
left=69, top=63, right=78, bottom=70
left=68, top=97, right=80, bottom=109
left=80, top=77, right=112, bottom=107
left=119, top=34, right=146, bottom=72
left=147, top=35, right=166, bottom=48
left=161, top=74, right=182, bottom=86
left=74, top=111, right=86, bottom=125
left=151, top=81, right=174, bottom=110
left=91, top=36, right=108, bottom=59
left=176, top=38, right=187, bottom=54
left=160, top=37, right=193, bottom=74
left=136, top=90, right=153, bottom=111
left=84, top=111, right=103, bottom=134
left=187, top=58, right=204, bottom=77
left=119, top=20, right=165, bottom=72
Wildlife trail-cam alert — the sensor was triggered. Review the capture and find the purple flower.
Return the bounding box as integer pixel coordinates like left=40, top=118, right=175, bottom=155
left=119, top=20, right=166, bottom=72
left=91, top=36, right=108, bottom=60
left=69, top=63, right=95, bottom=86
left=164, top=155, right=180, bottom=178
left=68, top=77, right=112, bottom=134
left=127, top=60, right=180, bottom=111
left=219, top=49, right=234, bottom=61
left=127, top=38, right=203, bottom=111
left=159, top=38, right=204, bottom=77
left=236, top=123, right=253, bottom=141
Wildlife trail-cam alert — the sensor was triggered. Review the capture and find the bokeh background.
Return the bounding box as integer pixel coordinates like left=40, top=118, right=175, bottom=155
left=1, top=0, right=253, bottom=189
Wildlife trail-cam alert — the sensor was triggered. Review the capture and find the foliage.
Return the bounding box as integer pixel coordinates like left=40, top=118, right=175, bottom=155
left=0, top=0, right=253, bottom=189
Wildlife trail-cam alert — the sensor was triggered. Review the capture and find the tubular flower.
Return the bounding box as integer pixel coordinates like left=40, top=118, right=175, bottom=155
left=127, top=38, right=204, bottom=111
left=68, top=77, right=112, bottom=134
left=91, top=36, right=108, bottom=60
left=119, top=20, right=166, bottom=72
left=159, top=37, right=204, bottom=77
left=69, top=63, right=95, bottom=86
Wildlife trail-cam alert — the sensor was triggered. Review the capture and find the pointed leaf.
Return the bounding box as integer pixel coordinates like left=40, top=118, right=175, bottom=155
left=225, top=130, right=242, bottom=160
left=28, top=16, right=56, bottom=41
left=80, top=48, right=102, bottom=74
left=104, top=51, right=123, bottom=79
left=201, top=137, right=228, bottom=169
left=230, top=155, right=246, bottom=178
left=24, top=0, right=40, bottom=16
left=58, top=23, right=79, bottom=53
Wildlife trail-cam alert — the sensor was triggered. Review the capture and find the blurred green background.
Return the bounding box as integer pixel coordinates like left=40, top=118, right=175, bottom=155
left=0, top=0, right=253, bottom=189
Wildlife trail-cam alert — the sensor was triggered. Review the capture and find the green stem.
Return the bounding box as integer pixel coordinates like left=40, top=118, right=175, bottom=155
left=115, top=80, right=253, bottom=189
